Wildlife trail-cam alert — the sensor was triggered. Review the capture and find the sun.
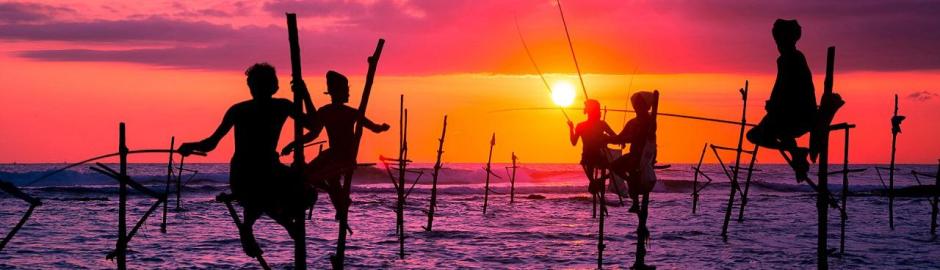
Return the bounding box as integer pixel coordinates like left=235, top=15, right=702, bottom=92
left=551, top=81, right=577, bottom=107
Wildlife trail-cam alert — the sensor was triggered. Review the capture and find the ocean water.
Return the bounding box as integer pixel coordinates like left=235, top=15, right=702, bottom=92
left=0, top=163, right=938, bottom=269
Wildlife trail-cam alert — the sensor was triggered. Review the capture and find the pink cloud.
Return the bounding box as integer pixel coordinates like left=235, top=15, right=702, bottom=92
left=1, top=0, right=939, bottom=74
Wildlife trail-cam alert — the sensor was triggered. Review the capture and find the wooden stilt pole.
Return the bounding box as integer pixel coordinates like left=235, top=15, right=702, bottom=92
left=737, top=145, right=759, bottom=222
left=509, top=153, right=518, bottom=204
left=816, top=46, right=838, bottom=270
left=483, top=133, right=496, bottom=215
left=597, top=168, right=606, bottom=269
left=888, top=94, right=901, bottom=231
left=932, top=160, right=939, bottom=235
left=396, top=97, right=407, bottom=259
left=217, top=194, right=271, bottom=270
left=333, top=39, right=384, bottom=269
left=116, top=123, right=128, bottom=270
left=0, top=180, right=40, bottom=252
left=692, top=143, right=707, bottom=214
left=161, top=137, right=174, bottom=233
left=721, top=81, right=749, bottom=241
left=837, top=125, right=854, bottom=253
left=424, top=115, right=447, bottom=231
left=286, top=13, right=307, bottom=269
left=175, top=155, right=184, bottom=210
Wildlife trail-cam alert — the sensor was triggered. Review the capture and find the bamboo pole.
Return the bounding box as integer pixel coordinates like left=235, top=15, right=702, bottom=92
left=175, top=154, right=185, bottom=210
left=425, top=115, right=448, bottom=231
left=285, top=13, right=308, bottom=270
left=721, top=81, right=749, bottom=241
left=839, top=125, right=851, bottom=253
left=509, top=153, right=518, bottom=204
left=161, top=137, right=174, bottom=233
left=483, top=133, right=496, bottom=215
left=888, top=94, right=901, bottom=230
left=334, top=39, right=385, bottom=269
left=596, top=168, right=606, bottom=269
left=115, top=123, right=128, bottom=270
left=217, top=193, right=272, bottom=270
left=692, top=143, right=708, bottom=214
left=816, top=46, right=838, bottom=270
left=0, top=180, right=40, bottom=252
left=396, top=97, right=407, bottom=259
left=933, top=160, right=939, bottom=235
left=736, top=145, right=759, bottom=222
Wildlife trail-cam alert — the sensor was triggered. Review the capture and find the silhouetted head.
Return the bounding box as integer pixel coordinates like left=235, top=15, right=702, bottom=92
left=631, top=92, right=654, bottom=115
left=326, top=70, right=349, bottom=103
left=245, top=63, right=279, bottom=99
left=583, top=99, right=601, bottom=120
left=772, top=19, right=801, bottom=53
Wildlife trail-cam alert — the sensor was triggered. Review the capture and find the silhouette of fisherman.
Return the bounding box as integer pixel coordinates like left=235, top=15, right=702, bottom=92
left=282, top=70, right=390, bottom=221
left=609, top=92, right=657, bottom=213
left=568, top=99, right=616, bottom=195
left=177, top=63, right=320, bottom=258
left=746, top=19, right=817, bottom=182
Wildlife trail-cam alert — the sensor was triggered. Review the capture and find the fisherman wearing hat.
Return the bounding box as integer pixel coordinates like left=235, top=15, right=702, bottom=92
left=746, top=19, right=817, bottom=182
left=282, top=70, right=390, bottom=220
left=609, top=91, right=657, bottom=213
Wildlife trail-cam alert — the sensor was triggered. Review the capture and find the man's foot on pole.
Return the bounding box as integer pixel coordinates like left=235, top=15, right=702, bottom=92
left=238, top=228, right=263, bottom=258
left=790, top=147, right=811, bottom=183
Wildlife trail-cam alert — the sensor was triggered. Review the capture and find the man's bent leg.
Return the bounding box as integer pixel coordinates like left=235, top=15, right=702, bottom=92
left=239, top=207, right=264, bottom=258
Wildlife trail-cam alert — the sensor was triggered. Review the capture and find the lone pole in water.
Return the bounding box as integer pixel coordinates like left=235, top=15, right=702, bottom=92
left=737, top=145, right=759, bottom=222
left=175, top=154, right=185, bottom=210
left=483, top=133, right=496, bottom=215
left=721, top=80, right=749, bottom=241
left=116, top=123, right=128, bottom=270
left=691, top=143, right=707, bottom=214
left=161, top=137, right=174, bottom=233
left=888, top=94, right=903, bottom=230
left=508, top=153, right=518, bottom=204
left=396, top=96, right=408, bottom=259
left=425, top=115, right=448, bottom=231
left=285, top=13, right=307, bottom=270
left=933, top=160, right=939, bottom=235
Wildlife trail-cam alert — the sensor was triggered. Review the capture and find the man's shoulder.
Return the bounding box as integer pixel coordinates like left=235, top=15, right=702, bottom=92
left=321, top=103, right=357, bottom=112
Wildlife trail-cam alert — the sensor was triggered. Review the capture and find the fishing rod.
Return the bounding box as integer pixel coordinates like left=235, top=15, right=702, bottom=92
left=514, top=16, right=571, bottom=122
left=555, top=0, right=589, bottom=99
left=491, top=107, right=757, bottom=127
left=22, top=149, right=206, bottom=187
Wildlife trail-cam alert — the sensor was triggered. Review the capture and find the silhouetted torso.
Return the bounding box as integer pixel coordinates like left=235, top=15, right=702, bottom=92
left=768, top=50, right=817, bottom=129
left=575, top=120, right=615, bottom=166
left=612, top=114, right=655, bottom=159
left=229, top=98, right=292, bottom=167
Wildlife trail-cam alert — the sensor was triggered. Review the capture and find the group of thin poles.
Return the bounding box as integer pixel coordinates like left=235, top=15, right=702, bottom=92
left=712, top=81, right=762, bottom=241
left=380, top=95, right=427, bottom=259
left=88, top=123, right=189, bottom=269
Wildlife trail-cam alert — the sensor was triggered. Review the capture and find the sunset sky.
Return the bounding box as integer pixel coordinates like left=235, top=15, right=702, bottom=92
left=0, top=0, right=938, bottom=164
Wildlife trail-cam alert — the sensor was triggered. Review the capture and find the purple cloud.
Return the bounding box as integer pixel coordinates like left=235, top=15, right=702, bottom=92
left=907, top=91, right=939, bottom=102
left=0, top=1, right=74, bottom=23
left=2, top=0, right=940, bottom=75
left=0, top=17, right=242, bottom=43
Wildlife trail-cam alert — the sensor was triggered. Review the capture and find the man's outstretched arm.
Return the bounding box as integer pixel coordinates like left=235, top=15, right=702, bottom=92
left=179, top=107, right=235, bottom=156
left=359, top=114, right=390, bottom=133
